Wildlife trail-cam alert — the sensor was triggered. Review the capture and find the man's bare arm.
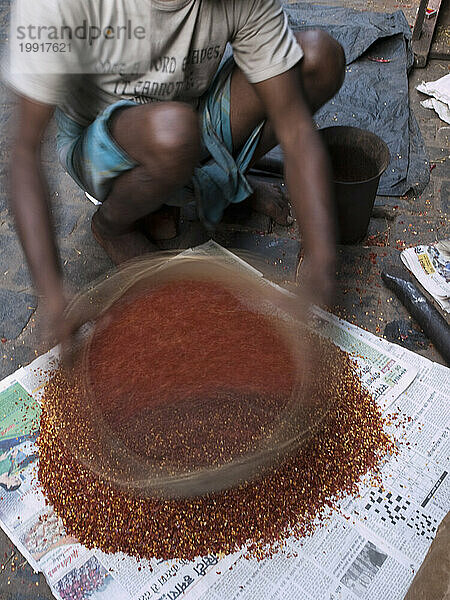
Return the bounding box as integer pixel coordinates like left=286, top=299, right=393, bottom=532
left=253, top=65, right=336, bottom=304
left=10, top=96, right=68, bottom=344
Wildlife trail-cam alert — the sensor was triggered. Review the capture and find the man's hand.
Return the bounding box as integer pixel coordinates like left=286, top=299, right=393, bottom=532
left=299, top=250, right=335, bottom=308
left=39, top=290, right=71, bottom=350
left=37, top=283, right=90, bottom=366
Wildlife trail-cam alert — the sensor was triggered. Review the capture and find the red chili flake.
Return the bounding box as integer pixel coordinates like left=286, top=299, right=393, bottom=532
left=367, top=56, right=391, bottom=63
left=38, top=279, right=396, bottom=561
left=430, top=164, right=436, bottom=172
left=1, top=338, right=6, bottom=344
left=365, top=231, right=389, bottom=247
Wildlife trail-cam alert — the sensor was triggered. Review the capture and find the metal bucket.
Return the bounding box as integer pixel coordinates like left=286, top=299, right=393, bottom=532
left=320, top=126, right=390, bottom=244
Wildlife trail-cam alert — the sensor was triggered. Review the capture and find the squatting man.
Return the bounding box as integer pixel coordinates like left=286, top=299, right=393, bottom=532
left=4, top=0, right=345, bottom=347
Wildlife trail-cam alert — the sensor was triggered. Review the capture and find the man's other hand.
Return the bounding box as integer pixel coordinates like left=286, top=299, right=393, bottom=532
left=38, top=289, right=78, bottom=364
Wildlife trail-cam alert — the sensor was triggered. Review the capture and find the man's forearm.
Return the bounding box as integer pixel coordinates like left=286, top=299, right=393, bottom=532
left=283, top=125, right=336, bottom=262
left=10, top=146, right=63, bottom=299
left=253, top=66, right=337, bottom=271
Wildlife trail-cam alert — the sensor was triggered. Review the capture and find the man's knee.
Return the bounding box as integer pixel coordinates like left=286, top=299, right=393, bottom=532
left=139, top=102, right=201, bottom=184
left=295, top=29, right=346, bottom=99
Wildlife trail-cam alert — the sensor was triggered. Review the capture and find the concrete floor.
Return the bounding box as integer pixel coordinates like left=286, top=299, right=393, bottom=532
left=0, top=0, right=448, bottom=597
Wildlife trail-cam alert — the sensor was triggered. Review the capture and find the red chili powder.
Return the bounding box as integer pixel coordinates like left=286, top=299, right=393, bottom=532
left=88, top=279, right=295, bottom=416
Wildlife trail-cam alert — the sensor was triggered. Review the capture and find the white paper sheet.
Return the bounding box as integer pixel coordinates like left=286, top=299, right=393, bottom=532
left=401, top=242, right=450, bottom=313
left=417, top=73, right=450, bottom=125
left=0, top=241, right=448, bottom=600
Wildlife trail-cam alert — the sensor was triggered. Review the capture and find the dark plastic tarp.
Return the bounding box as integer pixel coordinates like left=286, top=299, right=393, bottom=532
left=263, top=4, right=430, bottom=197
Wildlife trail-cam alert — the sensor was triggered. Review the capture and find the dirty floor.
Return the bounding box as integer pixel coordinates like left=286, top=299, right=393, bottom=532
left=0, top=0, right=448, bottom=596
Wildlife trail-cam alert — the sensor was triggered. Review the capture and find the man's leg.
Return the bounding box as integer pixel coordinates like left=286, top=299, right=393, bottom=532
left=92, top=30, right=345, bottom=264
left=229, top=30, right=346, bottom=224
left=92, top=102, right=201, bottom=264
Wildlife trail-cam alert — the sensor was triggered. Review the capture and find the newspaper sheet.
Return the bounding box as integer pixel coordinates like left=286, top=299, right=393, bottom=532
left=400, top=241, right=450, bottom=312
left=0, top=241, right=448, bottom=600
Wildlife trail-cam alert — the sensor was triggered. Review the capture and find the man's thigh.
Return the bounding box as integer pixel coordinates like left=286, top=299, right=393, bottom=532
left=56, top=100, right=138, bottom=201
left=228, top=29, right=345, bottom=161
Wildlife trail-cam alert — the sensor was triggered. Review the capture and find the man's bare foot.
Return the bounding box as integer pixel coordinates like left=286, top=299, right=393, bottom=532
left=91, top=211, right=158, bottom=265
left=142, top=205, right=181, bottom=241
left=247, top=176, right=294, bottom=226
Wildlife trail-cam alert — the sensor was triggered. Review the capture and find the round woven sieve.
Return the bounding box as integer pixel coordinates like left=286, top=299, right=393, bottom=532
left=60, top=253, right=336, bottom=499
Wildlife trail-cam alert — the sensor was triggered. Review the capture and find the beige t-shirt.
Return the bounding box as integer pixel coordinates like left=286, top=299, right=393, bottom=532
left=4, top=0, right=303, bottom=125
